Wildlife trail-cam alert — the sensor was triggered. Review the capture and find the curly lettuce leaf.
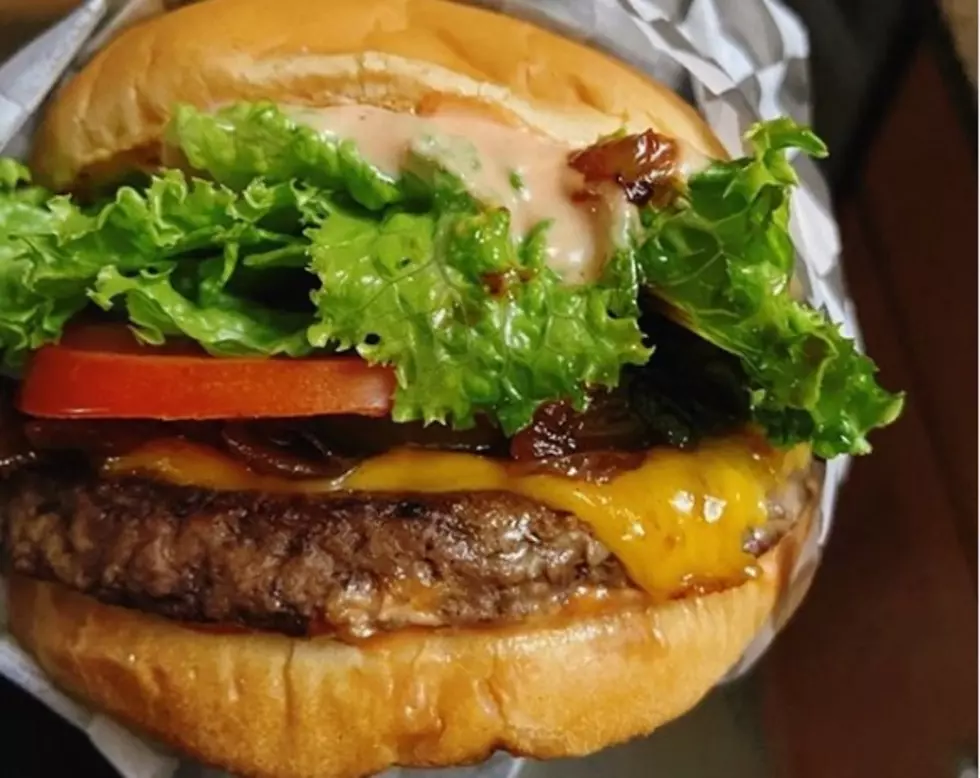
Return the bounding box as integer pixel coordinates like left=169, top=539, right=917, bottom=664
left=637, top=118, right=904, bottom=456
left=0, top=159, right=31, bottom=189
left=0, top=165, right=324, bottom=365
left=0, top=166, right=100, bottom=363
left=91, top=264, right=312, bottom=357
left=307, top=206, right=650, bottom=433
left=169, top=103, right=499, bottom=213
left=168, top=102, right=404, bottom=210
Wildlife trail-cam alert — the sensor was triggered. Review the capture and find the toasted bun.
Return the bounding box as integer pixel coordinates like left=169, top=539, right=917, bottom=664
left=7, top=500, right=812, bottom=778
left=32, top=0, right=727, bottom=191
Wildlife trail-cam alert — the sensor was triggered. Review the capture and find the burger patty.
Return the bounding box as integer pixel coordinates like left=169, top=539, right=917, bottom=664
left=0, top=462, right=816, bottom=639
left=0, top=465, right=636, bottom=638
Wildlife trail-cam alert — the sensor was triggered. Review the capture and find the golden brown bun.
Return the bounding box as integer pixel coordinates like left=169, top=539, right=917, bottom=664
left=32, top=0, right=727, bottom=190
left=7, top=502, right=812, bottom=778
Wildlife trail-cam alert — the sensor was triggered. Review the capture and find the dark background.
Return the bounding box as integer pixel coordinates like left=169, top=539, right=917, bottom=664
left=0, top=1, right=976, bottom=776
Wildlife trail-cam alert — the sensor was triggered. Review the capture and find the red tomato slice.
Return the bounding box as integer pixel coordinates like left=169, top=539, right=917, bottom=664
left=18, top=325, right=396, bottom=420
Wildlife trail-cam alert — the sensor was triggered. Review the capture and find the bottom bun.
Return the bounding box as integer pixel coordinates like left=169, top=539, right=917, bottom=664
left=7, top=512, right=810, bottom=778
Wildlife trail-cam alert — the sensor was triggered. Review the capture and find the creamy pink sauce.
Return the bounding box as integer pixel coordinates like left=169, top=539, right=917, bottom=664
left=282, top=104, right=622, bottom=284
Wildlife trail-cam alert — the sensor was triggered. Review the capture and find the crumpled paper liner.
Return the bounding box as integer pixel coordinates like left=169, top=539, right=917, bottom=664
left=0, top=1, right=854, bottom=775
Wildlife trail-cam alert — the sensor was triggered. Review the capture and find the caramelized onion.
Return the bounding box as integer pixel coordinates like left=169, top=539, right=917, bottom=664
left=569, top=129, right=679, bottom=206
left=220, top=422, right=357, bottom=480
left=510, top=393, right=653, bottom=461
left=0, top=381, right=34, bottom=476
left=22, top=418, right=203, bottom=457
left=308, top=416, right=507, bottom=457
left=510, top=402, right=583, bottom=460
left=520, top=451, right=647, bottom=484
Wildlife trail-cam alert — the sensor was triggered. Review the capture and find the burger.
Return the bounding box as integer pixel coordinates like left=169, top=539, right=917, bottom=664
left=0, top=1, right=903, bottom=776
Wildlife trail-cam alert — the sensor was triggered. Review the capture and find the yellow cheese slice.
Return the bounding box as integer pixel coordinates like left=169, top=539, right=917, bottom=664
left=107, top=436, right=809, bottom=597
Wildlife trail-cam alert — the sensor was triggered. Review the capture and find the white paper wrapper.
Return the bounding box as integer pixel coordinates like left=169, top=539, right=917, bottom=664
left=0, top=0, right=855, bottom=775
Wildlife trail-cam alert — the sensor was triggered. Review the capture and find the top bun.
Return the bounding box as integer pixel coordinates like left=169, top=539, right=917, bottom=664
left=32, top=0, right=727, bottom=191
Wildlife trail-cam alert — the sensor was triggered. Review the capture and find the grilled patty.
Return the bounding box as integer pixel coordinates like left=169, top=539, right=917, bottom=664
left=0, top=464, right=639, bottom=638
left=0, top=447, right=817, bottom=639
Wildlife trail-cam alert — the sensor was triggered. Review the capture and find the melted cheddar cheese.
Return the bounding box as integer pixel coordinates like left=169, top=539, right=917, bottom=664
left=106, top=436, right=809, bottom=597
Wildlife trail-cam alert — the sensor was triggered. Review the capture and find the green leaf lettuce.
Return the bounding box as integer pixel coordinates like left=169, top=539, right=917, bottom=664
left=0, top=104, right=902, bottom=455
left=636, top=119, right=904, bottom=456
left=307, top=206, right=649, bottom=433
